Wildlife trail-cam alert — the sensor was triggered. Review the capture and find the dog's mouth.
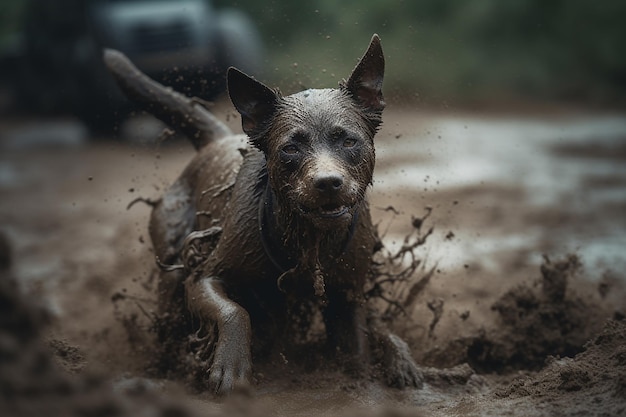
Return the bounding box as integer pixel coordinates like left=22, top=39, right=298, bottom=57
left=299, top=203, right=351, bottom=219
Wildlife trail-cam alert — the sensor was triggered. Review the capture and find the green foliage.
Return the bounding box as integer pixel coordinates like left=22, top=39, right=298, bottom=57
left=216, top=0, right=626, bottom=104
left=0, top=0, right=26, bottom=41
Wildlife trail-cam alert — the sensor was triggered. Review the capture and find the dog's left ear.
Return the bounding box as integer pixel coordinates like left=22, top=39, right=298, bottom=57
left=228, top=67, right=281, bottom=150
left=343, top=34, right=385, bottom=113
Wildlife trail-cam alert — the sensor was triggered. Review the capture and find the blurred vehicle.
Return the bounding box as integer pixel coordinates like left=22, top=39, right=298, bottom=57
left=3, top=0, right=263, bottom=130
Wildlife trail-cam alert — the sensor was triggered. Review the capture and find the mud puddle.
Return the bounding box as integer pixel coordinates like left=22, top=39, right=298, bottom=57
left=1, top=107, right=625, bottom=416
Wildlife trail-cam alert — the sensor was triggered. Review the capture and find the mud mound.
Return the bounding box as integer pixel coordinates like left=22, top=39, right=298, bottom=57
left=48, top=339, right=87, bottom=374
left=423, top=254, right=610, bottom=372
left=498, top=318, right=626, bottom=416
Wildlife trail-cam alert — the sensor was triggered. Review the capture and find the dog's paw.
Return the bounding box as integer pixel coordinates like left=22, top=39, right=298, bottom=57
left=382, top=334, right=424, bottom=389
left=207, top=343, right=252, bottom=395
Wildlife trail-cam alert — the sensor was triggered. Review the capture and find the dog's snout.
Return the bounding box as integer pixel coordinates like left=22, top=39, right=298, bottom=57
left=314, top=173, right=344, bottom=193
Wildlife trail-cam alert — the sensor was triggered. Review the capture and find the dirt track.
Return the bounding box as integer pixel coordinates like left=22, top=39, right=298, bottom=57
left=1, top=104, right=625, bottom=416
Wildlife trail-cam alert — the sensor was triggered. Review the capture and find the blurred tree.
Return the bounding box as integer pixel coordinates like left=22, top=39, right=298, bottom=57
left=0, top=0, right=26, bottom=42
left=215, top=0, right=626, bottom=104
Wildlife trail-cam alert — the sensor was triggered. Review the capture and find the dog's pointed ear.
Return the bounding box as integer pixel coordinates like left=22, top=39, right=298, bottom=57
left=343, top=34, right=385, bottom=113
left=228, top=67, right=281, bottom=146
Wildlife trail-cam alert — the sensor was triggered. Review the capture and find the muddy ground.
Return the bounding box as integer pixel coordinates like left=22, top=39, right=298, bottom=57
left=1, top=102, right=625, bottom=416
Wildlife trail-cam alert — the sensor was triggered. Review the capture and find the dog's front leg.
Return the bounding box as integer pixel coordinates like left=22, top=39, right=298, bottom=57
left=185, top=276, right=252, bottom=394
left=324, top=293, right=369, bottom=375
left=368, top=317, right=424, bottom=389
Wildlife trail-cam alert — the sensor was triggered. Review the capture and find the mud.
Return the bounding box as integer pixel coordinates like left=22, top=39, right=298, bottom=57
left=421, top=254, right=610, bottom=374
left=0, top=245, right=196, bottom=417
left=1, top=107, right=626, bottom=416
left=497, top=319, right=626, bottom=416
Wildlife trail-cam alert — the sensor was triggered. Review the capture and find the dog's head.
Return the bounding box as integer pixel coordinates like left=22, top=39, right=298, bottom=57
left=228, top=35, right=385, bottom=229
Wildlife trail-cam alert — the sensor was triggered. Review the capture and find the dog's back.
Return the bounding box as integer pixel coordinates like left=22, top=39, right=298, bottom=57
left=149, top=134, right=248, bottom=264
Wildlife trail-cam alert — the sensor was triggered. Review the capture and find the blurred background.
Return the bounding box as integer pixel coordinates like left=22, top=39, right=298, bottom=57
left=1, top=0, right=626, bottom=129
left=0, top=0, right=264, bottom=130
left=223, top=0, right=626, bottom=107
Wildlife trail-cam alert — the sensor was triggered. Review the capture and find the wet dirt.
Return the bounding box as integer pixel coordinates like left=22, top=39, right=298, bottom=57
left=1, top=105, right=625, bottom=416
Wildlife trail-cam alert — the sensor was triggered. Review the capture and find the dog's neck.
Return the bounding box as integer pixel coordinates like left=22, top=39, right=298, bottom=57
left=258, top=182, right=359, bottom=296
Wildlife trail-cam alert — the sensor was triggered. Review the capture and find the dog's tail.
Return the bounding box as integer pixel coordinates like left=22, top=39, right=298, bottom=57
left=103, top=49, right=232, bottom=150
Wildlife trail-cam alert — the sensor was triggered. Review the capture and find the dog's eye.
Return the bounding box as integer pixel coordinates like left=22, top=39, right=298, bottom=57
left=282, top=144, right=299, bottom=155
left=343, top=137, right=358, bottom=148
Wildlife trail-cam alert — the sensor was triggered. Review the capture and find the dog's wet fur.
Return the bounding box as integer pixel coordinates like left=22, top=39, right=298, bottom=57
left=105, top=35, right=423, bottom=394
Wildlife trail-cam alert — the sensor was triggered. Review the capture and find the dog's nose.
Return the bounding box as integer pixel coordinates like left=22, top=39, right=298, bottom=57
left=314, top=173, right=344, bottom=193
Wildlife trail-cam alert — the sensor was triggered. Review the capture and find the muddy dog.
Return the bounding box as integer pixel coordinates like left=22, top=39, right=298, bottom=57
left=104, top=35, right=422, bottom=394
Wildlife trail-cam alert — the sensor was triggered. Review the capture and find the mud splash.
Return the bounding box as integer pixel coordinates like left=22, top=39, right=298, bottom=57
left=422, top=254, right=612, bottom=373
left=109, top=211, right=437, bottom=393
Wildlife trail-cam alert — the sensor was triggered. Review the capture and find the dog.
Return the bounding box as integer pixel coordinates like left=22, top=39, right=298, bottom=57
left=104, top=34, right=422, bottom=394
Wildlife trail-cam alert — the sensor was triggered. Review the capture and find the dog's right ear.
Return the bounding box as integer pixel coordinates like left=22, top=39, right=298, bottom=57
left=228, top=67, right=281, bottom=149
